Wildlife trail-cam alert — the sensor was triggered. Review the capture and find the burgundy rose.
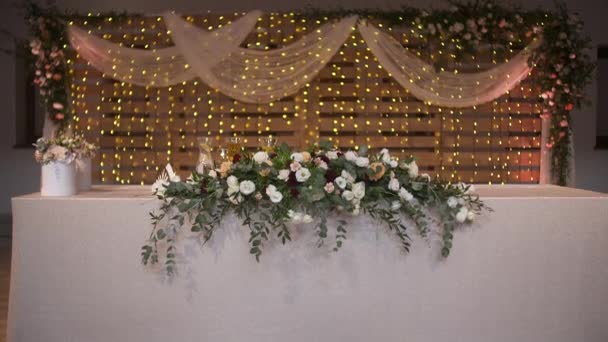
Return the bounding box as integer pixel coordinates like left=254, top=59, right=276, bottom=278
left=287, top=172, right=298, bottom=187
left=320, top=155, right=330, bottom=164
left=232, top=154, right=241, bottom=163
left=290, top=188, right=300, bottom=199
left=325, top=169, right=337, bottom=182
left=269, top=152, right=277, bottom=159
left=200, top=180, right=208, bottom=196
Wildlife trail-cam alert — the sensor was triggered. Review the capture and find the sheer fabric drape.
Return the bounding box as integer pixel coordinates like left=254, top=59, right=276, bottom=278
left=69, top=13, right=540, bottom=107
left=357, top=22, right=540, bottom=108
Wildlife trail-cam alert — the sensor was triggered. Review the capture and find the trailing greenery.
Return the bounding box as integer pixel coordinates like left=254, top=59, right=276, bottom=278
left=23, top=0, right=594, bottom=184
left=143, top=142, right=489, bottom=275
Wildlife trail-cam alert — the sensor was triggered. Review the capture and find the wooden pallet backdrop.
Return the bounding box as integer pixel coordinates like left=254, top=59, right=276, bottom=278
left=67, top=13, right=542, bottom=184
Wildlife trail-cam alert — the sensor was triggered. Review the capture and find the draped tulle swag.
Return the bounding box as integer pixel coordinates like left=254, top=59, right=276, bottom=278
left=68, top=12, right=540, bottom=106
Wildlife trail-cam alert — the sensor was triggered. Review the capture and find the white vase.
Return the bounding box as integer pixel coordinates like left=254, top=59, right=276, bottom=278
left=41, top=161, right=77, bottom=197
left=76, top=157, right=92, bottom=191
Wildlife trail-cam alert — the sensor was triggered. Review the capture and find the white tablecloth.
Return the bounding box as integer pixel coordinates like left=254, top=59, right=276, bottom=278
left=8, top=185, right=608, bottom=342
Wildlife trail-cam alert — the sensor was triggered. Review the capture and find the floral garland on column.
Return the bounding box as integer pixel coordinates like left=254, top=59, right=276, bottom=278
left=23, top=1, right=594, bottom=184
left=24, top=1, right=70, bottom=128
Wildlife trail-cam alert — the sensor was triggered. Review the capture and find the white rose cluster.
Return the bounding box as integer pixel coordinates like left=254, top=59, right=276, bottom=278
left=225, top=176, right=256, bottom=203
left=265, top=185, right=283, bottom=204
left=341, top=181, right=365, bottom=215
left=288, top=210, right=313, bottom=224
left=400, top=160, right=419, bottom=178
left=455, top=206, right=475, bottom=223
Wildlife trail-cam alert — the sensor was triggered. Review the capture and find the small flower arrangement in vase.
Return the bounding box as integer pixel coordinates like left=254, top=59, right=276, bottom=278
left=73, top=135, right=98, bottom=191
left=34, top=135, right=78, bottom=196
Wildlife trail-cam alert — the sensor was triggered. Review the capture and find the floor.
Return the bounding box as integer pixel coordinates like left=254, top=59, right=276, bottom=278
left=0, top=239, right=10, bottom=342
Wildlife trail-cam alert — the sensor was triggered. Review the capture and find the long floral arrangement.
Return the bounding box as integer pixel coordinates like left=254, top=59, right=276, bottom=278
left=142, top=142, right=489, bottom=275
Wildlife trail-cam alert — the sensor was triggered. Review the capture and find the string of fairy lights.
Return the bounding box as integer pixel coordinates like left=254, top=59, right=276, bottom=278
left=66, top=12, right=541, bottom=185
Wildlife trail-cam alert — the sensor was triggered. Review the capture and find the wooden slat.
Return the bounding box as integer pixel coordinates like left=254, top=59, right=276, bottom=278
left=67, top=14, right=544, bottom=185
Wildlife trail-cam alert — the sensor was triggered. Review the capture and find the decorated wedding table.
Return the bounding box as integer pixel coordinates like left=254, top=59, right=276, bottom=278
left=8, top=144, right=608, bottom=342
left=9, top=1, right=608, bottom=341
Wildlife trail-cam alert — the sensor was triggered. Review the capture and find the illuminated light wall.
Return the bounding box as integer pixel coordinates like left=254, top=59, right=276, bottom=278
left=68, top=13, right=542, bottom=185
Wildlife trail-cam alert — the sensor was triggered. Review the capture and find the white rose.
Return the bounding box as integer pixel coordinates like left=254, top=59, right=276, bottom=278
left=355, top=157, right=370, bottom=167
left=447, top=196, right=458, bottom=208
left=253, top=151, right=269, bottom=164
left=455, top=207, right=468, bottom=223
left=326, top=151, right=338, bottom=160
left=420, top=173, right=431, bottom=182
left=227, top=186, right=242, bottom=204
left=335, top=176, right=347, bottom=189
left=352, top=182, right=366, bottom=199
left=291, top=152, right=304, bottom=163
left=265, top=185, right=283, bottom=203
left=391, top=201, right=402, bottom=211
left=288, top=210, right=303, bottom=223
left=295, top=168, right=311, bottom=182
left=227, top=175, right=239, bottom=189
left=342, top=190, right=355, bottom=201
left=344, top=151, right=357, bottom=162
left=302, top=214, right=313, bottom=224
left=352, top=207, right=360, bottom=216
left=467, top=211, right=475, bottom=222
left=278, top=169, right=290, bottom=181
left=388, top=178, right=400, bottom=192
left=390, top=160, right=398, bottom=168
left=341, top=170, right=355, bottom=183
left=239, top=180, right=256, bottom=195
left=399, top=187, right=414, bottom=202
left=151, top=179, right=168, bottom=197
left=381, top=150, right=391, bottom=164
left=208, top=170, right=218, bottom=179
left=407, top=161, right=419, bottom=178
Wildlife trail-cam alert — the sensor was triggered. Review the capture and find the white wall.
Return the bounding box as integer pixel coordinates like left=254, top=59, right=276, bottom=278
left=1, top=0, right=606, bottom=225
